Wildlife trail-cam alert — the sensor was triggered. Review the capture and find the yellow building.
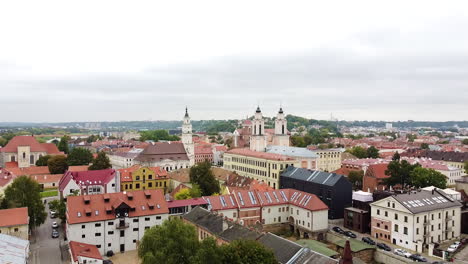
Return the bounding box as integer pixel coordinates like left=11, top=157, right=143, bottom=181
left=119, top=165, right=169, bottom=192
left=310, top=148, right=344, bottom=172
left=0, top=207, right=29, bottom=240
left=223, top=148, right=298, bottom=189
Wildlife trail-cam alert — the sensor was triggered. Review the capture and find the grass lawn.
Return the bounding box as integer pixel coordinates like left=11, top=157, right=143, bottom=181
left=40, top=190, right=58, bottom=198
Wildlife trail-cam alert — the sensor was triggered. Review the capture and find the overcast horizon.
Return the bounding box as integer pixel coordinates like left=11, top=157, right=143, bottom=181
left=1, top=1, right=467, bottom=123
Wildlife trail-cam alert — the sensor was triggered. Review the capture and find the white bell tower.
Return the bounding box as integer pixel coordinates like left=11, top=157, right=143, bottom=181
left=250, top=106, right=267, bottom=152
left=273, top=107, right=290, bottom=147
left=182, top=107, right=195, bottom=165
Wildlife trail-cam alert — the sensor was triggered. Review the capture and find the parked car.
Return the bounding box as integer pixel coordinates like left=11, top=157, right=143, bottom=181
left=447, top=243, right=460, bottom=252
left=52, top=221, right=58, bottom=228
left=409, top=254, right=427, bottom=262
left=394, top=248, right=411, bottom=258
left=103, top=260, right=113, bottom=264
left=332, top=226, right=345, bottom=234
left=51, top=229, right=59, bottom=238
left=50, top=210, right=57, bottom=218
left=344, top=231, right=357, bottom=238
left=361, top=237, right=375, bottom=245
left=376, top=243, right=391, bottom=251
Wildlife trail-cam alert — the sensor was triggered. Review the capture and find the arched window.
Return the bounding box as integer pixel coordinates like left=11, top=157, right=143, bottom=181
left=282, top=125, right=285, bottom=134
left=23, top=152, right=26, bottom=159
left=259, top=125, right=262, bottom=135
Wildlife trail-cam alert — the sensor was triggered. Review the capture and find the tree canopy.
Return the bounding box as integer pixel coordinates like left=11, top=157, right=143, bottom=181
left=48, top=199, right=66, bottom=222
left=139, top=130, right=180, bottom=142
left=88, top=151, right=112, bottom=170
left=462, top=138, right=468, bottom=145
left=67, top=147, right=94, bottom=166
left=366, top=146, right=380, bottom=158
left=410, top=167, right=447, bottom=189
left=348, top=170, right=364, bottom=189
left=2, top=176, right=47, bottom=229
left=174, top=185, right=201, bottom=200
left=35, top=155, right=52, bottom=166
left=383, top=160, right=421, bottom=187
left=420, top=143, right=429, bottom=149
left=189, top=162, right=220, bottom=196
left=347, top=146, right=368, bottom=159
left=48, top=155, right=69, bottom=174
left=138, top=218, right=277, bottom=264
left=57, top=135, right=70, bottom=154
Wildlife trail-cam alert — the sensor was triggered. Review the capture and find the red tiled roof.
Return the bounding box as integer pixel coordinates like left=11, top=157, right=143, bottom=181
left=0, top=170, right=15, bottom=187
left=170, top=183, right=190, bottom=197
left=204, top=194, right=238, bottom=211
left=5, top=162, right=18, bottom=168
left=69, top=241, right=103, bottom=262
left=366, top=163, right=390, bottom=179
left=66, top=189, right=169, bottom=224
left=118, top=165, right=141, bottom=182
left=30, top=174, right=63, bottom=184
left=226, top=148, right=295, bottom=161
left=167, top=198, right=208, bottom=208
left=0, top=207, right=28, bottom=227
left=0, top=136, right=62, bottom=154
left=59, top=169, right=116, bottom=192
left=7, top=166, right=51, bottom=176
left=68, top=166, right=90, bottom=172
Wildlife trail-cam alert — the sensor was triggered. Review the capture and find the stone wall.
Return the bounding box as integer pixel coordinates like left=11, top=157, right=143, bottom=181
left=374, top=250, right=414, bottom=264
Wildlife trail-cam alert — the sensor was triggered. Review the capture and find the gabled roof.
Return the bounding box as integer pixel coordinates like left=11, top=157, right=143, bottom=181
left=66, top=189, right=168, bottom=224
left=0, top=207, right=28, bottom=227
left=281, top=166, right=347, bottom=187
left=257, top=233, right=302, bottom=264
left=135, top=142, right=189, bottom=162
left=204, top=194, right=238, bottom=211
left=7, top=166, right=51, bottom=176
left=69, top=241, right=103, bottom=262
left=0, top=136, right=61, bottom=154
left=365, top=163, right=389, bottom=179
left=59, top=169, right=116, bottom=192
left=0, top=234, right=29, bottom=264
left=167, top=198, right=208, bottom=208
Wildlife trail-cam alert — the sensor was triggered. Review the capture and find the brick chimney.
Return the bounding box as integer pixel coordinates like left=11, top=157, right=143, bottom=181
left=340, top=240, right=353, bottom=264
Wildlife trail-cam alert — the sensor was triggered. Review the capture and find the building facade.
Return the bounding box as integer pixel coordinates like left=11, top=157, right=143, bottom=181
left=66, top=190, right=169, bottom=255
left=309, top=148, right=344, bottom=172
left=119, top=166, right=168, bottom=192
left=265, top=145, right=317, bottom=170
left=59, top=169, right=119, bottom=199
left=0, top=136, right=63, bottom=168
left=0, top=207, right=29, bottom=240
left=370, top=189, right=462, bottom=253
left=223, top=148, right=298, bottom=189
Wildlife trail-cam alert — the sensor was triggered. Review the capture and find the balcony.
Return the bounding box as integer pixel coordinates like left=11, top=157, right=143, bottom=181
left=116, top=222, right=129, bottom=229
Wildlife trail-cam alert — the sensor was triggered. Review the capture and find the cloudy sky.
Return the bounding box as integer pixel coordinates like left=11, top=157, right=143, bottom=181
left=1, top=1, right=467, bottom=122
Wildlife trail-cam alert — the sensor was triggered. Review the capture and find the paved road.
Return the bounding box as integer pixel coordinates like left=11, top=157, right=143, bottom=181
left=453, top=243, right=468, bottom=264
left=30, top=197, right=66, bottom=264
left=327, top=223, right=442, bottom=263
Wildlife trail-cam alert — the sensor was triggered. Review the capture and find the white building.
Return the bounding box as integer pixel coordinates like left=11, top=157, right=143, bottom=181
left=265, top=145, right=318, bottom=170
left=370, top=189, right=462, bottom=253
left=0, top=234, right=29, bottom=264
left=66, top=190, right=169, bottom=255
left=59, top=169, right=119, bottom=199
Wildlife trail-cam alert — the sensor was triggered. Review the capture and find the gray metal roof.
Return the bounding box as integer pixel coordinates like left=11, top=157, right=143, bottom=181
left=281, top=166, right=345, bottom=187
left=266, top=146, right=318, bottom=158
left=388, top=189, right=462, bottom=214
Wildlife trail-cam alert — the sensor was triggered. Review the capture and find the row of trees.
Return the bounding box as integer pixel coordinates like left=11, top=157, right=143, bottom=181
left=346, top=146, right=380, bottom=159
left=40, top=150, right=112, bottom=174
left=139, top=130, right=180, bottom=142
left=138, top=218, right=276, bottom=264
left=383, top=153, right=447, bottom=189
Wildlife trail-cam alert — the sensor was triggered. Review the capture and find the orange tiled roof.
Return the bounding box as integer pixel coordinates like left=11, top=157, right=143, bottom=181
left=69, top=241, right=103, bottom=262
left=7, top=166, right=51, bottom=176
left=30, top=174, right=63, bottom=184
left=0, top=207, right=28, bottom=227
left=0, top=135, right=62, bottom=154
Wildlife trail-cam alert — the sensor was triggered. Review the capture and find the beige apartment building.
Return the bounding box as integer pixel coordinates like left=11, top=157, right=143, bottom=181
left=0, top=207, right=29, bottom=240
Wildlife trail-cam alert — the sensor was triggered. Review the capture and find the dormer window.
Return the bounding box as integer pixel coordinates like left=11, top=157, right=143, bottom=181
left=127, top=192, right=133, bottom=200
left=84, top=196, right=90, bottom=204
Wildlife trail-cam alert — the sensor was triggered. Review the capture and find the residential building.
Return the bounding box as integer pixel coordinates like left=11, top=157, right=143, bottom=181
left=182, top=207, right=337, bottom=264
left=344, top=191, right=373, bottom=233
left=108, top=149, right=142, bottom=169
left=0, top=135, right=63, bottom=168
left=194, top=145, right=214, bottom=164
left=66, top=190, right=169, bottom=255
left=69, top=241, right=103, bottom=264
left=370, top=189, right=462, bottom=253
left=133, top=142, right=191, bottom=171
left=403, top=149, right=468, bottom=171
left=0, top=234, right=29, bottom=264
left=309, top=148, right=344, bottom=172
left=223, top=148, right=298, bottom=189
left=118, top=165, right=168, bottom=192
left=265, top=146, right=318, bottom=170
left=59, top=169, right=119, bottom=199
left=0, top=207, right=29, bottom=240
left=362, top=163, right=389, bottom=193
left=280, top=167, right=352, bottom=219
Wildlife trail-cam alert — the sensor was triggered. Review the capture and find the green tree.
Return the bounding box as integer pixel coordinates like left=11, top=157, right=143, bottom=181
left=35, top=155, right=52, bottom=166
left=88, top=151, right=112, bottom=170
left=290, top=136, right=306, bottom=147
left=57, top=136, right=70, bottom=154
left=392, top=151, right=401, bottom=161
left=138, top=218, right=200, bottom=264
left=420, top=143, right=429, bottom=149
left=191, top=237, right=223, bottom=264
left=366, top=146, right=380, bottom=158
left=462, top=139, right=468, bottom=145
left=48, top=199, right=66, bottom=222
left=3, top=176, right=47, bottom=229
left=347, top=146, right=367, bottom=159
left=0, top=137, right=7, bottom=147
left=174, top=185, right=201, bottom=200
left=86, top=135, right=101, bottom=143
left=48, top=155, right=69, bottom=174
left=348, top=170, right=364, bottom=189
left=406, top=134, right=417, bottom=142
left=220, top=240, right=277, bottom=264
left=67, top=147, right=94, bottom=166
left=189, top=162, right=220, bottom=196
left=410, top=167, right=447, bottom=189
left=383, top=160, right=420, bottom=187
left=139, top=130, right=180, bottom=142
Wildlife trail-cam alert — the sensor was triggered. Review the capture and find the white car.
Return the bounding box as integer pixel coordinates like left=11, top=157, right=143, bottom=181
left=52, top=222, right=58, bottom=228
left=447, top=244, right=459, bottom=252
left=394, top=248, right=411, bottom=258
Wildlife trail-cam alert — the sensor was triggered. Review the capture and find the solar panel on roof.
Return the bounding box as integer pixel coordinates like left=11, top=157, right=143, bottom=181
left=295, top=193, right=302, bottom=202
left=229, top=196, right=235, bottom=206
left=303, top=196, right=312, bottom=206
left=272, top=192, right=280, bottom=202
left=299, top=195, right=307, bottom=205
left=238, top=193, right=245, bottom=206
left=220, top=196, right=227, bottom=207
left=265, top=193, right=273, bottom=203
left=248, top=191, right=257, bottom=204
left=291, top=192, right=298, bottom=201
left=280, top=191, right=288, bottom=202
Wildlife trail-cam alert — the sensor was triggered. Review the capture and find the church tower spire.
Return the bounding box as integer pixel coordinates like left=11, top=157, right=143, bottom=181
left=273, top=106, right=290, bottom=147
left=182, top=107, right=194, bottom=165
left=250, top=106, right=267, bottom=152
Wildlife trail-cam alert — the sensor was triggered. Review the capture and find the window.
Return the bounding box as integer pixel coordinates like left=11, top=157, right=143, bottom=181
left=82, top=225, right=85, bottom=229
left=156, top=216, right=161, bottom=220
left=377, top=209, right=380, bottom=215
left=297, top=210, right=299, bottom=215
left=108, top=231, right=114, bottom=235
left=136, top=183, right=140, bottom=189
left=145, top=217, right=150, bottom=221
left=95, top=233, right=101, bottom=237
left=278, top=208, right=281, bottom=213
left=431, top=225, right=434, bottom=231
left=387, top=202, right=390, bottom=207
left=416, top=217, right=419, bottom=223
left=108, top=243, right=112, bottom=247
left=133, top=219, right=139, bottom=223
left=404, top=227, right=408, bottom=235
left=385, top=225, right=388, bottom=230
left=395, top=214, right=398, bottom=220
left=416, top=228, right=419, bottom=235
left=120, top=230, right=124, bottom=237
left=394, top=224, right=399, bottom=232
left=95, top=223, right=101, bottom=227
left=431, top=214, right=434, bottom=220
left=148, top=182, right=152, bottom=188
left=377, top=223, right=380, bottom=227
left=133, top=239, right=136, bottom=243
left=82, top=234, right=85, bottom=238
left=133, top=228, right=139, bottom=232
left=404, top=216, right=408, bottom=223
left=14, top=228, right=18, bottom=232
left=108, top=221, right=114, bottom=225
left=384, top=211, right=388, bottom=217
left=96, top=245, right=101, bottom=248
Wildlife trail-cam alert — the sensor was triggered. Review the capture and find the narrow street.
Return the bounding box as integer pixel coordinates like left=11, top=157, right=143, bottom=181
left=30, top=197, right=68, bottom=264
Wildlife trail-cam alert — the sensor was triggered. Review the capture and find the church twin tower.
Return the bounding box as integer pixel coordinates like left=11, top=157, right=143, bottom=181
left=250, top=106, right=290, bottom=152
